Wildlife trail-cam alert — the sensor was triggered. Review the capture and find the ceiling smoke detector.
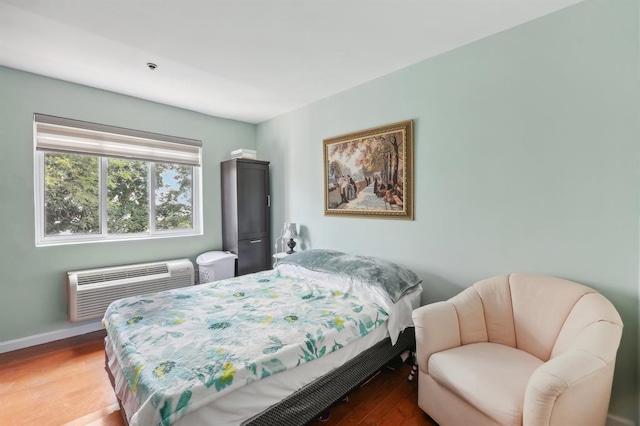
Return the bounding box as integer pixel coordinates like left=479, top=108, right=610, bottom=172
left=147, top=62, right=157, bottom=70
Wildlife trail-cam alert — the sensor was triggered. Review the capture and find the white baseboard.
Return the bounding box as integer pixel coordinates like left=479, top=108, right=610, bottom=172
left=607, top=414, right=635, bottom=426
left=0, top=320, right=103, bottom=354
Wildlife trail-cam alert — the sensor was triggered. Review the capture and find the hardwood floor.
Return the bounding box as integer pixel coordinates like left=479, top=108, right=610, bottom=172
left=0, top=330, right=123, bottom=426
left=0, top=331, right=436, bottom=425
left=309, top=365, right=436, bottom=426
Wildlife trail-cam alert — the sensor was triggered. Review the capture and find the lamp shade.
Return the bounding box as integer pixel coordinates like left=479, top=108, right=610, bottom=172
left=282, top=222, right=298, bottom=239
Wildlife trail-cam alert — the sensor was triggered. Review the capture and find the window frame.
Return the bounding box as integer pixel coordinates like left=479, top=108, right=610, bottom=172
left=34, top=115, right=203, bottom=247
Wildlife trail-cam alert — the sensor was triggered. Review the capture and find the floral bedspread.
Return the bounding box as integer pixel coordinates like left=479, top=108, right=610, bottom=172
left=103, top=269, right=389, bottom=426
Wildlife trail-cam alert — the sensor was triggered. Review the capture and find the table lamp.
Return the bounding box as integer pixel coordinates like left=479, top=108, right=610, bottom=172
left=282, top=222, right=298, bottom=254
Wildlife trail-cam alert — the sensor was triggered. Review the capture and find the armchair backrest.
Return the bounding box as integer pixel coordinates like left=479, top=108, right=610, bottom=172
left=551, top=291, right=623, bottom=362
left=449, top=273, right=621, bottom=362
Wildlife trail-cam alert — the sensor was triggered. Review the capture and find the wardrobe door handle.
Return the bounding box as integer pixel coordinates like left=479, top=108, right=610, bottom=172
left=267, top=195, right=271, bottom=207
left=250, top=240, right=262, bottom=244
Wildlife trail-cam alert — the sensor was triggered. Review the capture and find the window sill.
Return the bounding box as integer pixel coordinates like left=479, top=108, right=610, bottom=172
left=36, top=230, right=203, bottom=247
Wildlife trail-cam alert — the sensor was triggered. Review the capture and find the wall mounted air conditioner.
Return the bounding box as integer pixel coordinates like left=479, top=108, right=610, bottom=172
left=67, top=258, right=193, bottom=322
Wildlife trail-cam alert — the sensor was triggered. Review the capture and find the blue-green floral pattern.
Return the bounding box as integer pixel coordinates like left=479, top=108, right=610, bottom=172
left=103, top=269, right=388, bottom=426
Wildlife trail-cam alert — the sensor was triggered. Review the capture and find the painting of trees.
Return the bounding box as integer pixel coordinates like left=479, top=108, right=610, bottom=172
left=329, top=131, right=403, bottom=186
left=323, top=120, right=414, bottom=219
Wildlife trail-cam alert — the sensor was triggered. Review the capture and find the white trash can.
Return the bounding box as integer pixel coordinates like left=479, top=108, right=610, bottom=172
left=196, top=251, right=237, bottom=284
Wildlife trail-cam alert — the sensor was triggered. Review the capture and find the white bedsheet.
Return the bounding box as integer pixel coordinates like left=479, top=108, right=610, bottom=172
left=274, top=263, right=422, bottom=344
left=105, top=287, right=421, bottom=425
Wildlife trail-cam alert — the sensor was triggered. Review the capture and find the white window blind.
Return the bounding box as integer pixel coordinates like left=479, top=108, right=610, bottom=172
left=34, top=114, right=201, bottom=166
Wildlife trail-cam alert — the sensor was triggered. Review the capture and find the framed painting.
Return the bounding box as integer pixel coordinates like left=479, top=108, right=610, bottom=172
left=323, top=120, right=414, bottom=219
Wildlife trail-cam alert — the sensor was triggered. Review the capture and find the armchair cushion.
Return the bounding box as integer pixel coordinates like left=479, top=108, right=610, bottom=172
left=429, top=343, right=543, bottom=426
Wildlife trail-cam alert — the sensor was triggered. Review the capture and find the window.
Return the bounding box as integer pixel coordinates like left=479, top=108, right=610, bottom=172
left=34, top=114, right=202, bottom=246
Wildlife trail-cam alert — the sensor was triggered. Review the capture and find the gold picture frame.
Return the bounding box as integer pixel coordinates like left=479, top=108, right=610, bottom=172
left=323, top=120, right=414, bottom=219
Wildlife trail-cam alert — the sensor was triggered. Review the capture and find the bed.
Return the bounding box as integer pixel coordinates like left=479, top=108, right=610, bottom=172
left=103, top=249, right=422, bottom=426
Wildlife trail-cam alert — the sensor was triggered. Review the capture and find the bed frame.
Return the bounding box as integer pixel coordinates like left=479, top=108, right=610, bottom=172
left=245, top=327, right=415, bottom=425
left=106, top=328, right=415, bottom=426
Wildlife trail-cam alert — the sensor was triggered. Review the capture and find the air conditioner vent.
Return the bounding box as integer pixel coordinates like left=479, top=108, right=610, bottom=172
left=67, top=259, right=193, bottom=322
left=76, top=263, right=169, bottom=285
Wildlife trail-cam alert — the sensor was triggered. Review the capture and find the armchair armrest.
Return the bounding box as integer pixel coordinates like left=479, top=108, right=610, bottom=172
left=412, top=302, right=461, bottom=374
left=523, top=321, right=623, bottom=426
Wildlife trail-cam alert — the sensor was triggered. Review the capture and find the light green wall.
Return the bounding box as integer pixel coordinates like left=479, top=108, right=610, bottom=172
left=257, top=0, right=639, bottom=422
left=0, top=0, right=637, bottom=421
left=0, top=66, right=256, bottom=341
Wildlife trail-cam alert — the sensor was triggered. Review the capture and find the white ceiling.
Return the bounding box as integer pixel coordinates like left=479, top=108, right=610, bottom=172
left=0, top=0, right=583, bottom=124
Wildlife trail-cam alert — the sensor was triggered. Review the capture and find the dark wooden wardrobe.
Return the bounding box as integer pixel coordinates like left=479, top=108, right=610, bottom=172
left=221, top=159, right=271, bottom=275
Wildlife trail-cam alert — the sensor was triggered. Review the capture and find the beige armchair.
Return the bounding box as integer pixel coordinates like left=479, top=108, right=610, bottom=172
left=412, top=274, right=623, bottom=426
